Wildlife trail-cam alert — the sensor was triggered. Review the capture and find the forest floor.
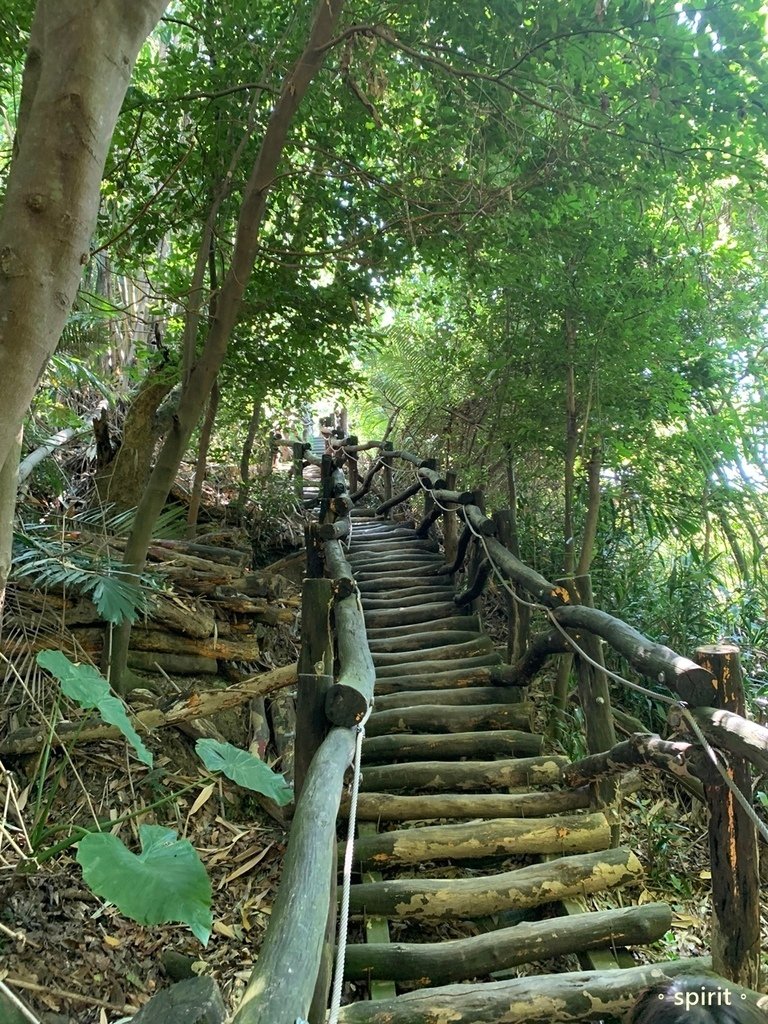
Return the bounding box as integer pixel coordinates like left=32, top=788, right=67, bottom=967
left=2, top=483, right=767, bottom=1021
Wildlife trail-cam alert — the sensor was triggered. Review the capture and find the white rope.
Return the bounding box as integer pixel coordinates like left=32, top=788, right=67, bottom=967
left=411, top=468, right=768, bottom=838
left=327, top=705, right=372, bottom=1024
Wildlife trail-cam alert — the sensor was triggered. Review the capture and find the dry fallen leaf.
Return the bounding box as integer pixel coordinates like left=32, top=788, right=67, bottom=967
left=220, top=844, right=274, bottom=888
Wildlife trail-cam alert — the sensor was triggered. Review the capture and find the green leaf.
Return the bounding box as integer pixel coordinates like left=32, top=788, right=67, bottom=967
left=195, top=738, right=293, bottom=806
left=77, top=825, right=212, bottom=944
left=91, top=576, right=143, bottom=624
left=36, top=650, right=153, bottom=768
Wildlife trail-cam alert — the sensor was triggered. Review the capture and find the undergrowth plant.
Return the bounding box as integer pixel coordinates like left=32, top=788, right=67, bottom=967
left=27, top=651, right=293, bottom=944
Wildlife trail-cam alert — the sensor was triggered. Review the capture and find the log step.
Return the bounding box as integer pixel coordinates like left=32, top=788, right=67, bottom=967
left=374, top=664, right=509, bottom=692
left=361, top=729, right=543, bottom=763
left=375, top=654, right=501, bottom=680
left=335, top=958, right=718, bottom=1023
left=349, top=811, right=612, bottom=867
left=367, top=630, right=487, bottom=655
left=345, top=787, right=592, bottom=821
left=363, top=603, right=461, bottom=627
left=355, top=564, right=448, bottom=581
left=373, top=686, right=520, bottom=709
left=348, top=549, right=443, bottom=562
left=371, top=636, right=494, bottom=665
left=352, top=558, right=446, bottom=573
left=357, top=574, right=453, bottom=592
left=343, top=902, right=672, bottom=984
left=361, top=591, right=458, bottom=609
left=359, top=756, right=568, bottom=793
left=365, top=702, right=532, bottom=737
left=348, top=847, right=643, bottom=919
left=366, top=614, right=478, bottom=639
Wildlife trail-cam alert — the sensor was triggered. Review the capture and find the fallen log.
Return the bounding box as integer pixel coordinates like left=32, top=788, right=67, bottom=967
left=127, top=652, right=219, bottom=675
left=70, top=626, right=261, bottom=663
left=365, top=702, right=532, bottom=737
left=208, top=590, right=295, bottom=623
left=361, top=729, right=542, bottom=763
left=0, top=663, right=298, bottom=755
left=335, top=959, right=747, bottom=1023
left=348, top=846, right=643, bottom=920
left=147, top=540, right=250, bottom=567
left=359, top=755, right=567, bottom=793
left=349, top=812, right=611, bottom=867
left=344, top=787, right=591, bottom=821
left=343, top=903, right=672, bottom=985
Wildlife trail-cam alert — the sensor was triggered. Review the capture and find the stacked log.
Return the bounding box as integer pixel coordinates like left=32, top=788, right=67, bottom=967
left=5, top=534, right=299, bottom=677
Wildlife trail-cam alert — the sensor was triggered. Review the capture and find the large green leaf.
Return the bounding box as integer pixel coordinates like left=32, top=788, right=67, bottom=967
left=196, top=738, right=293, bottom=806
left=77, top=825, right=212, bottom=944
left=36, top=650, right=152, bottom=768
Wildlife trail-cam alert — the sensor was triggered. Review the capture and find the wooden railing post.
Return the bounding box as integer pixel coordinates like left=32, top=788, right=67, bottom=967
left=422, top=458, right=437, bottom=519
left=294, top=577, right=334, bottom=797
left=442, top=470, right=459, bottom=563
left=347, top=434, right=359, bottom=494
left=292, top=441, right=306, bottom=500
left=381, top=441, right=394, bottom=517
left=694, top=643, right=760, bottom=988
left=492, top=510, right=516, bottom=664
left=305, top=522, right=323, bottom=579
left=468, top=489, right=485, bottom=613
left=319, top=452, right=334, bottom=522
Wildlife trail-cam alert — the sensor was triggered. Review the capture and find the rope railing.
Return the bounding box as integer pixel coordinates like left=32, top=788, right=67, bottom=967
left=332, top=434, right=764, bottom=987
left=244, top=432, right=767, bottom=1012
left=233, top=448, right=375, bottom=1024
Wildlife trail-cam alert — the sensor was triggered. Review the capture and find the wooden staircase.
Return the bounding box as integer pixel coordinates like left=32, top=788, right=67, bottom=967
left=334, top=516, right=679, bottom=1022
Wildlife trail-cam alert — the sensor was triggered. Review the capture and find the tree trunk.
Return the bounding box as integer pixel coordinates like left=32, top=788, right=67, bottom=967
left=552, top=311, right=578, bottom=733
left=0, top=0, right=170, bottom=471
left=186, top=377, right=220, bottom=538
left=108, top=0, right=347, bottom=691
left=96, top=366, right=175, bottom=511
left=238, top=398, right=263, bottom=509
left=0, top=432, right=22, bottom=632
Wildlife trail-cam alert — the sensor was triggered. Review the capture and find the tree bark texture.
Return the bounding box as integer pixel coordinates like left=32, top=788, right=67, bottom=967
left=694, top=645, right=761, bottom=989
left=108, top=0, right=346, bottom=690
left=0, top=0, right=170, bottom=470
left=343, top=903, right=671, bottom=985
left=232, top=727, right=355, bottom=1024
left=334, top=959, right=766, bottom=1024
left=348, top=847, right=643, bottom=920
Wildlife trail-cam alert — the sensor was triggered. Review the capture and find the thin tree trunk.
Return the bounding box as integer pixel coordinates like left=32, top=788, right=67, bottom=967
left=108, top=0, right=346, bottom=691
left=552, top=311, right=578, bottom=734
left=186, top=378, right=220, bottom=539
left=238, top=399, right=263, bottom=509
left=0, top=432, right=22, bottom=633
left=0, top=0, right=169, bottom=470
left=505, top=450, right=529, bottom=662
